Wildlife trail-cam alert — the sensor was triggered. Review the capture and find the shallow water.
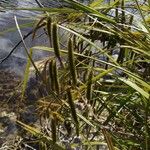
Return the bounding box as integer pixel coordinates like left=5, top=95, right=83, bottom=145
left=0, top=0, right=49, bottom=74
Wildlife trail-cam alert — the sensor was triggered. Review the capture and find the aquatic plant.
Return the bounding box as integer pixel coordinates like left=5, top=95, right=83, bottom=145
left=1, top=0, right=150, bottom=149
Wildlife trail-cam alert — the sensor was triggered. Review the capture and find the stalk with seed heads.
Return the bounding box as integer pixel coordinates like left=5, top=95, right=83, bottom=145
left=47, top=17, right=52, bottom=46
left=86, top=70, right=93, bottom=104
left=52, top=23, right=64, bottom=67
left=51, top=117, right=57, bottom=143
left=67, top=88, right=79, bottom=136
left=42, top=60, right=49, bottom=84
left=53, top=60, right=60, bottom=94
left=68, top=38, right=77, bottom=86
left=49, top=60, right=55, bottom=90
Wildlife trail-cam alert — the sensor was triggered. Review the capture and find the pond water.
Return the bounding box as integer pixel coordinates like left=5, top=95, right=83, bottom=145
left=0, top=0, right=54, bottom=74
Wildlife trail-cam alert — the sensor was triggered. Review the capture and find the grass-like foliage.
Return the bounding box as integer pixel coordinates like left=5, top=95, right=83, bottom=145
left=6, top=0, right=150, bottom=149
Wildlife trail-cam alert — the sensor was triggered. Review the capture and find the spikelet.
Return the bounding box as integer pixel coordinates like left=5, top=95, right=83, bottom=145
left=68, top=38, right=77, bottom=86
left=41, top=60, right=49, bottom=84
left=86, top=70, right=93, bottom=104
left=52, top=23, right=59, bottom=57
left=73, top=35, right=77, bottom=51
left=67, top=88, right=79, bottom=136
left=52, top=23, right=64, bottom=67
left=51, top=114, right=57, bottom=143
left=53, top=60, right=60, bottom=94
left=47, top=17, right=52, bottom=46
left=49, top=60, right=55, bottom=90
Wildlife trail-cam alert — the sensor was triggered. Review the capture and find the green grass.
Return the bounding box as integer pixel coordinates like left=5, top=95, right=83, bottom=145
left=3, top=0, right=150, bottom=149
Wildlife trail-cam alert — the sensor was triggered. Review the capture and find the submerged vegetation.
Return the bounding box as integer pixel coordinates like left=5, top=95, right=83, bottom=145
left=0, top=0, right=150, bottom=150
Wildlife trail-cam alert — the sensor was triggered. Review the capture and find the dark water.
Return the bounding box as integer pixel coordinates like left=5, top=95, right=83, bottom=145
left=0, top=0, right=49, bottom=74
